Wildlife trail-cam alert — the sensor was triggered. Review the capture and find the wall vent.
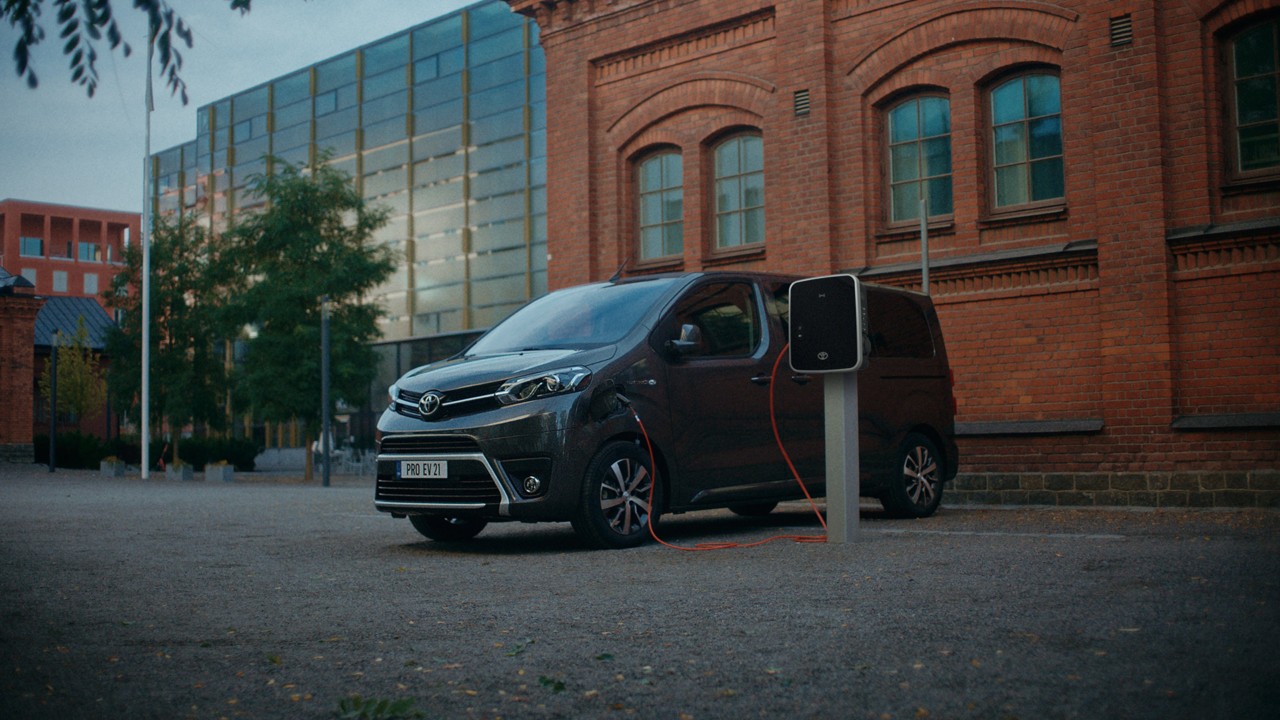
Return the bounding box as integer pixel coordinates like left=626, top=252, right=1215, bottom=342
left=794, top=89, right=811, bottom=117
left=1110, top=14, right=1133, bottom=47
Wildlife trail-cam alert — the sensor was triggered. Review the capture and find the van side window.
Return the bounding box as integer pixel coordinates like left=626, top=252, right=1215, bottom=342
left=867, top=292, right=935, bottom=358
left=672, top=282, right=761, bottom=358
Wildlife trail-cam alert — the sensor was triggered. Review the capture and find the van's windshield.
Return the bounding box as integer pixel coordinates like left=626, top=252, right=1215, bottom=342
left=466, top=278, right=679, bottom=355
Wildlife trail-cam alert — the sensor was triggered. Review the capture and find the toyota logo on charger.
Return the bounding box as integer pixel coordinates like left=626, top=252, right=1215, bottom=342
left=418, top=391, right=445, bottom=419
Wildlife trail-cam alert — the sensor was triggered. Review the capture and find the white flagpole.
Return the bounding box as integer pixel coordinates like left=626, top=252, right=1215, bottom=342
left=141, top=20, right=154, bottom=479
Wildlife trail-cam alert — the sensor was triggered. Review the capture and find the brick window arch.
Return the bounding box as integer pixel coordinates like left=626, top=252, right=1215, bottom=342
left=636, top=150, right=684, bottom=260
left=1228, top=16, right=1280, bottom=177
left=712, top=132, right=765, bottom=249
left=989, top=72, right=1064, bottom=209
left=886, top=94, right=952, bottom=224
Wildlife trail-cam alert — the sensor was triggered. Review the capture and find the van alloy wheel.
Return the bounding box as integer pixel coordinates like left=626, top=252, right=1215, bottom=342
left=882, top=433, right=944, bottom=518
left=572, top=441, right=658, bottom=549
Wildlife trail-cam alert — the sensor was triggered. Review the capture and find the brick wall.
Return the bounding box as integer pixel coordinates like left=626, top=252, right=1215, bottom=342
left=0, top=293, right=44, bottom=463
left=511, top=0, right=1280, bottom=507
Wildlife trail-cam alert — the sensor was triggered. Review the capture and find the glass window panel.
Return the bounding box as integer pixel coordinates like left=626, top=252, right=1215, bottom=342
left=1026, top=75, right=1061, bottom=117
left=364, top=34, right=408, bottom=77
left=413, top=16, right=462, bottom=59
left=891, top=182, right=920, bottom=223
left=472, top=219, right=525, bottom=253
left=718, top=213, right=741, bottom=248
left=234, top=86, right=269, bottom=120
left=414, top=74, right=464, bottom=110
left=1028, top=116, right=1063, bottom=159
left=469, top=27, right=524, bottom=67
left=275, top=98, right=311, bottom=129
left=928, top=176, right=953, bottom=216
left=365, top=115, right=408, bottom=149
left=715, top=141, right=739, bottom=176
left=742, top=135, right=764, bottom=173
left=1237, top=76, right=1279, bottom=124
left=993, top=124, right=1027, bottom=165
left=717, top=177, right=741, bottom=212
left=663, top=190, right=683, bottom=223
left=274, top=70, right=310, bottom=106
left=365, top=142, right=409, bottom=173
left=471, top=54, right=525, bottom=92
left=662, top=154, right=681, bottom=187
left=412, top=178, right=464, bottom=209
left=416, top=204, right=467, bottom=236
left=363, top=167, right=407, bottom=197
left=744, top=208, right=765, bottom=245
left=921, top=96, right=950, bottom=136
left=640, top=193, right=663, bottom=226
left=890, top=102, right=918, bottom=143
left=469, top=2, right=524, bottom=38
left=316, top=54, right=356, bottom=94
left=414, top=99, right=464, bottom=135
left=414, top=56, right=439, bottom=82
left=415, top=229, right=464, bottom=261
left=471, top=107, right=524, bottom=145
left=316, top=106, right=358, bottom=139
left=991, top=79, right=1025, bottom=124
left=743, top=172, right=764, bottom=208
left=664, top=222, right=683, bottom=256
left=317, top=131, right=357, bottom=157
left=471, top=192, right=526, bottom=225
left=415, top=154, right=465, bottom=185
left=414, top=127, right=464, bottom=160
left=472, top=136, right=525, bottom=172
left=923, top=136, right=951, bottom=176
left=995, top=165, right=1028, bottom=206
left=641, top=226, right=662, bottom=259
left=1030, top=157, right=1065, bottom=201
left=337, top=84, right=358, bottom=110
left=364, top=90, right=408, bottom=125
left=472, top=165, right=526, bottom=198
left=315, top=91, right=336, bottom=116
left=364, top=67, right=406, bottom=101
left=639, top=156, right=662, bottom=192
left=890, top=143, right=919, bottom=182
left=1239, top=124, right=1280, bottom=170
left=471, top=80, right=525, bottom=118
left=439, top=46, right=465, bottom=76
left=1235, top=24, right=1276, bottom=77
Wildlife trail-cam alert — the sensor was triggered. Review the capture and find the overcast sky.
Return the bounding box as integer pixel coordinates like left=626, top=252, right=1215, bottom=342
left=0, top=0, right=480, bottom=213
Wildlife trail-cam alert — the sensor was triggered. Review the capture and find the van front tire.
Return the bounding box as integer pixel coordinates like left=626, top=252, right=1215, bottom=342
left=571, top=441, right=658, bottom=549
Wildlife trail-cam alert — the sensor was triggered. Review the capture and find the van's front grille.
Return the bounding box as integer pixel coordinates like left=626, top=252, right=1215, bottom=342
left=392, top=382, right=504, bottom=421
left=379, top=434, right=480, bottom=455
left=375, top=458, right=502, bottom=506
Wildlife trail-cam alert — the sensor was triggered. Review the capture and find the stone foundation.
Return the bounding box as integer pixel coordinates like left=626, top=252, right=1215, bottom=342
left=950, top=470, right=1280, bottom=508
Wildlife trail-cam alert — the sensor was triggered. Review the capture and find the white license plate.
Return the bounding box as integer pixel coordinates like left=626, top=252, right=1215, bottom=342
left=399, top=460, right=447, bottom=479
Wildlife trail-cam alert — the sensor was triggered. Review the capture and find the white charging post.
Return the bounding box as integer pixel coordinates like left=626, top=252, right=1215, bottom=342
left=788, top=275, right=866, bottom=544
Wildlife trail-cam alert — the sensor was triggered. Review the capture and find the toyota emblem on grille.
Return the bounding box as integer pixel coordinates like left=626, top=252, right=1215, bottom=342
left=418, top=391, right=445, bottom=418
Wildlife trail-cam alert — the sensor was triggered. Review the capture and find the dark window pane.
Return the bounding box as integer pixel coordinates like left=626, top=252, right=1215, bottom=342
left=1235, top=24, right=1277, bottom=77
left=891, top=143, right=920, bottom=182
left=923, top=136, right=951, bottom=176
left=1028, top=116, right=1063, bottom=159
left=1026, top=74, right=1061, bottom=117
left=1237, top=75, right=1279, bottom=124
left=890, top=102, right=918, bottom=143
left=1239, top=123, right=1280, bottom=170
left=993, top=123, right=1027, bottom=165
left=1030, top=157, right=1065, bottom=201
left=927, top=176, right=953, bottom=216
left=992, top=79, right=1025, bottom=125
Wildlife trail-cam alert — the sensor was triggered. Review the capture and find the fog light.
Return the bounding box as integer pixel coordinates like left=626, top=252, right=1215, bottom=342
left=522, top=476, right=543, bottom=495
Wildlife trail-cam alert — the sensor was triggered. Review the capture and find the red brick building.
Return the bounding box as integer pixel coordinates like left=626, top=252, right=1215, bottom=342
left=509, top=0, right=1280, bottom=506
left=0, top=199, right=136, bottom=313
left=0, top=269, right=44, bottom=462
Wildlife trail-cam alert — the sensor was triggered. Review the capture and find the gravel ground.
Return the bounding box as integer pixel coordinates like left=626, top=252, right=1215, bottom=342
left=1, top=463, right=1278, bottom=720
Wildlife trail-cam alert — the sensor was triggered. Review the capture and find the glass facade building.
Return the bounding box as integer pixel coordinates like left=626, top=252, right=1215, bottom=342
left=150, top=0, right=547, bottom=342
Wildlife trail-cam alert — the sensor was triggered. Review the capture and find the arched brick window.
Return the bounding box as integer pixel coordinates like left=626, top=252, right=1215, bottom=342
left=887, top=94, right=952, bottom=223
left=636, top=150, right=683, bottom=260
left=989, top=72, right=1064, bottom=209
left=713, top=133, right=765, bottom=249
left=1229, top=17, right=1280, bottom=176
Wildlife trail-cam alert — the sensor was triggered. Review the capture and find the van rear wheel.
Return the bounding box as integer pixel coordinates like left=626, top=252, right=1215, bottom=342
left=881, top=433, right=943, bottom=518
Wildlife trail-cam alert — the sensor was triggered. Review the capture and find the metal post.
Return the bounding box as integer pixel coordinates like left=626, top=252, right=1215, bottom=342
left=141, top=22, right=155, bottom=479
left=48, top=331, right=58, bottom=473
left=321, top=296, right=331, bottom=488
left=823, top=372, right=860, bottom=542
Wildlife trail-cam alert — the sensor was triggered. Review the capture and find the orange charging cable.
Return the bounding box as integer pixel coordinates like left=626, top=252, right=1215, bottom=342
left=635, top=342, right=827, bottom=551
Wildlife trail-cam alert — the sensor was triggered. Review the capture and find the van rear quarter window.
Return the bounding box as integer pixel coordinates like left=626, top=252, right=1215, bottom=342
left=867, top=292, right=935, bottom=359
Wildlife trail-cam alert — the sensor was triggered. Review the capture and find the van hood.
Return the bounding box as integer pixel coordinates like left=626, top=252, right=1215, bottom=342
left=396, top=346, right=618, bottom=392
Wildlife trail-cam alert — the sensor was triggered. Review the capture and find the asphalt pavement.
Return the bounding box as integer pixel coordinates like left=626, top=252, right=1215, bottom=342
left=1, top=463, right=1278, bottom=720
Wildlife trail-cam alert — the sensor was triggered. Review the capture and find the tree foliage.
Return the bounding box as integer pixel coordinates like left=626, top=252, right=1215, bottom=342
left=2, top=0, right=253, bottom=102
left=39, top=315, right=107, bottom=422
left=220, top=157, right=396, bottom=431
left=104, top=212, right=230, bottom=442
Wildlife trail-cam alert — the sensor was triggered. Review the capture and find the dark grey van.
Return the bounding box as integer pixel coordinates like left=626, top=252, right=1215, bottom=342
left=375, top=272, right=958, bottom=548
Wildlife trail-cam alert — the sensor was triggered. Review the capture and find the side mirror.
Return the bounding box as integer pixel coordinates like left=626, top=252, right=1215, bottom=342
left=663, top=323, right=702, bottom=359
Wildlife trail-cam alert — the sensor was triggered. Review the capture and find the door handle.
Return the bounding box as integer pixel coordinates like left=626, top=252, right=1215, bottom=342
left=750, top=374, right=771, bottom=386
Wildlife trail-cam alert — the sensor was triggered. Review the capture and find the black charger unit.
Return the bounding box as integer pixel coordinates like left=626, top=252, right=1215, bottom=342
left=788, top=274, right=866, bottom=373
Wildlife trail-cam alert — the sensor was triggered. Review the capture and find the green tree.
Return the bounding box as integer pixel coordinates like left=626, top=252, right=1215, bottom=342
left=39, top=316, right=107, bottom=423
left=220, top=157, right=395, bottom=480
left=2, top=0, right=254, bottom=102
left=105, top=212, right=231, bottom=465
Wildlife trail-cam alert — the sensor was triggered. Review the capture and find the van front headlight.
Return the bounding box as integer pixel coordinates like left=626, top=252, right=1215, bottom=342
left=496, top=367, right=592, bottom=405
